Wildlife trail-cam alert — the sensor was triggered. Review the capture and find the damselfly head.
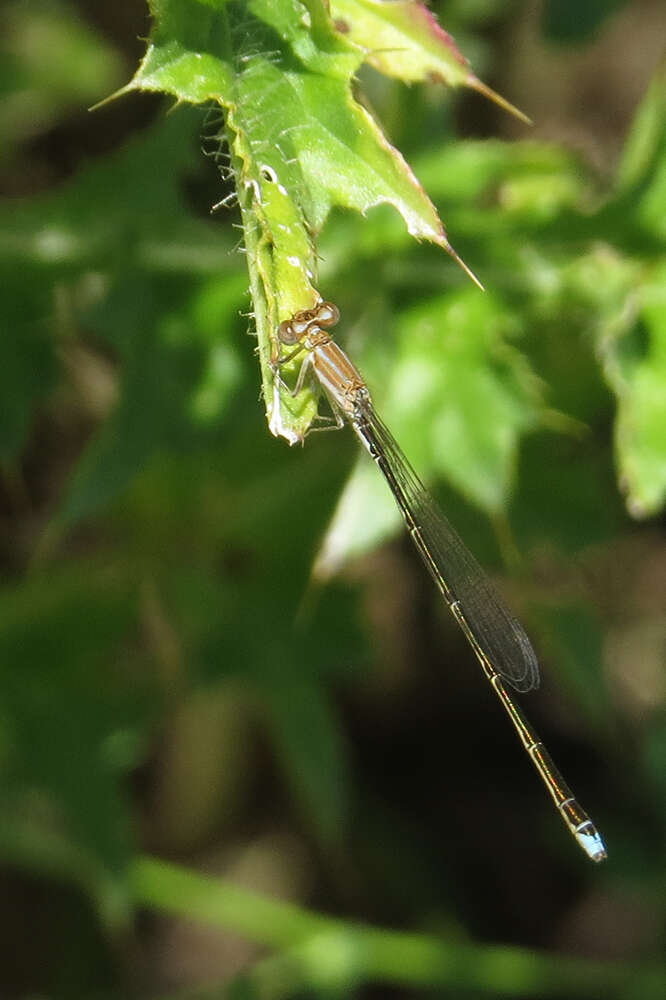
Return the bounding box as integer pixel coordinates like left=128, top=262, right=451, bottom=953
left=279, top=300, right=341, bottom=343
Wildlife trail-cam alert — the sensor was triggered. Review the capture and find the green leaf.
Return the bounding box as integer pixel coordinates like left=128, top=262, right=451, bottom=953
left=0, top=109, right=230, bottom=272
left=150, top=429, right=363, bottom=850
left=388, top=290, right=542, bottom=510
left=331, top=0, right=530, bottom=121
left=596, top=261, right=666, bottom=517
left=541, top=0, right=630, bottom=43
left=56, top=271, right=246, bottom=528
left=643, top=721, right=666, bottom=826
left=0, top=566, right=147, bottom=889
left=514, top=431, right=624, bottom=555
left=0, top=270, right=57, bottom=458
left=414, top=140, right=581, bottom=203
left=614, top=69, right=666, bottom=242
left=249, top=0, right=361, bottom=78
left=193, top=572, right=357, bottom=848
left=0, top=107, right=246, bottom=527
left=122, top=0, right=234, bottom=102
left=533, top=604, right=609, bottom=729
left=314, top=454, right=402, bottom=576
left=125, top=0, right=470, bottom=440
left=264, top=667, right=350, bottom=847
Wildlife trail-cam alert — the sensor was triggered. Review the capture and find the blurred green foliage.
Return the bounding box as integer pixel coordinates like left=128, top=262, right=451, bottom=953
left=0, top=1, right=665, bottom=998
left=541, top=0, right=631, bottom=42
left=0, top=0, right=126, bottom=167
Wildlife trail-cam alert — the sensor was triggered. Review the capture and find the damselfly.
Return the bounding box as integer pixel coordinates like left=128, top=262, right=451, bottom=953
left=275, top=300, right=606, bottom=862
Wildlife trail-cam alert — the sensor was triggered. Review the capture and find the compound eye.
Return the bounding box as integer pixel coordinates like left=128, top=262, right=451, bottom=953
left=278, top=319, right=298, bottom=344
left=316, top=302, right=340, bottom=328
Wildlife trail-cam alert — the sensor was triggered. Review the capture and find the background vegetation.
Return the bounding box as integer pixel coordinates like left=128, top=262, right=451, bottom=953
left=0, top=1, right=665, bottom=997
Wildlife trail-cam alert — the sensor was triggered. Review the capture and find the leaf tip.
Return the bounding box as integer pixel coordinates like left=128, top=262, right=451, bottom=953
left=467, top=76, right=533, bottom=126
left=88, top=83, right=133, bottom=112
left=446, top=244, right=485, bottom=290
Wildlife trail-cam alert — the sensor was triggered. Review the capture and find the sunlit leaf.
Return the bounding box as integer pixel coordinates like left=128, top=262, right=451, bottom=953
left=125, top=0, right=470, bottom=440
left=331, top=0, right=530, bottom=122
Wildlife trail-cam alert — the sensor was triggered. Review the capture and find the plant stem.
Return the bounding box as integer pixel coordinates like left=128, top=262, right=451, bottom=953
left=132, top=855, right=665, bottom=998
